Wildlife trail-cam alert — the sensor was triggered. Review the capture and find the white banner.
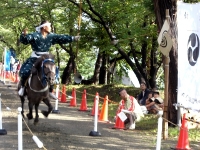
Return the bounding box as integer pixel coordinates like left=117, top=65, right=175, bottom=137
left=177, top=2, right=200, bottom=111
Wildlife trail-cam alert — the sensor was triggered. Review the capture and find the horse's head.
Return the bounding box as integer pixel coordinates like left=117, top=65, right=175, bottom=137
left=33, top=54, right=56, bottom=86
left=41, top=58, right=56, bottom=85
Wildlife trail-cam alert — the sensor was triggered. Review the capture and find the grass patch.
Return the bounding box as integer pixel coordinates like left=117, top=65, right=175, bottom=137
left=168, top=126, right=200, bottom=141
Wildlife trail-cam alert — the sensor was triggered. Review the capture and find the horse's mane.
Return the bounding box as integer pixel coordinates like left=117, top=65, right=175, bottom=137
left=34, top=53, right=55, bottom=70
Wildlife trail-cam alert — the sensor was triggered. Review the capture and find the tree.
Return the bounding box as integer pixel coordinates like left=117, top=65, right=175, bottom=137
left=0, top=0, right=164, bottom=89
left=153, top=0, right=178, bottom=125
left=68, top=0, right=162, bottom=88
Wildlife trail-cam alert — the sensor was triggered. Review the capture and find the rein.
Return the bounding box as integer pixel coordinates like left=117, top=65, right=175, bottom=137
left=41, top=59, right=55, bottom=87
left=28, top=74, right=49, bottom=93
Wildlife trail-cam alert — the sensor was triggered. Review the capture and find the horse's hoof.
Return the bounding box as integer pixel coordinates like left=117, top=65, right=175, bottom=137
left=26, top=113, right=33, bottom=120
left=34, top=120, right=39, bottom=126
left=41, top=111, right=49, bottom=118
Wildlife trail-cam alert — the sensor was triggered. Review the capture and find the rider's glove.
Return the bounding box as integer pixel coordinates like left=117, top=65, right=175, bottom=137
left=73, top=36, right=81, bottom=41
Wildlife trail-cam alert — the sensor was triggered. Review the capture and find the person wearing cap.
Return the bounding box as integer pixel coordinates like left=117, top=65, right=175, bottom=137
left=117, top=89, right=144, bottom=130
left=18, top=20, right=80, bottom=98
left=137, top=82, right=150, bottom=105
left=153, top=90, right=164, bottom=109
left=146, top=90, right=163, bottom=114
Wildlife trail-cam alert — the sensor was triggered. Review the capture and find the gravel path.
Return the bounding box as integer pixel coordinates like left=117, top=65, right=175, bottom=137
left=0, top=81, right=199, bottom=150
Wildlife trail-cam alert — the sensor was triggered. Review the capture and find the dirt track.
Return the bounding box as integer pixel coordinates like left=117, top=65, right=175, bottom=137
left=0, top=81, right=199, bottom=150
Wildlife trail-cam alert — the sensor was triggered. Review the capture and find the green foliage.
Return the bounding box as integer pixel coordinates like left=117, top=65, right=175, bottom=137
left=183, top=0, right=200, bottom=3
left=0, top=0, right=163, bottom=86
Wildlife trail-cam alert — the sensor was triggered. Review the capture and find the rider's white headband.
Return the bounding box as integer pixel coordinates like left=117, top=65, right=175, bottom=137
left=35, top=22, right=51, bottom=32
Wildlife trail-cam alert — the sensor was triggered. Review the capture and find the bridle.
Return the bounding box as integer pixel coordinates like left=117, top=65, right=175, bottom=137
left=41, top=58, right=55, bottom=87
left=28, top=58, right=55, bottom=93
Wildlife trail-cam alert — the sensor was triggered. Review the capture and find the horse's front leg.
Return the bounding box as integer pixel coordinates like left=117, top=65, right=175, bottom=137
left=34, top=103, right=39, bottom=125
left=26, top=101, right=33, bottom=120
left=41, top=98, right=53, bottom=118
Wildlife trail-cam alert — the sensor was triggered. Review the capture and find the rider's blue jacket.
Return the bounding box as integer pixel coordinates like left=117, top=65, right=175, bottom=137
left=19, top=32, right=74, bottom=80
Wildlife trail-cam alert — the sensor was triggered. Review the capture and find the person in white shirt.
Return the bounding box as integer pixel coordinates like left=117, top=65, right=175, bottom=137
left=117, top=89, right=144, bottom=130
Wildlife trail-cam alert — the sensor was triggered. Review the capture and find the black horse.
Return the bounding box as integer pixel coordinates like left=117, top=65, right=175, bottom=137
left=18, top=54, right=56, bottom=125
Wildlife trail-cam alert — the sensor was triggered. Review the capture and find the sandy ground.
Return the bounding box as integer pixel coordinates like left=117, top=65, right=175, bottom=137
left=0, top=81, right=199, bottom=150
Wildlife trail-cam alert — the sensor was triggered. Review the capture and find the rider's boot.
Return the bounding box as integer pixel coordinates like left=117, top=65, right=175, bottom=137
left=49, top=85, right=57, bottom=100
left=18, top=79, right=25, bottom=96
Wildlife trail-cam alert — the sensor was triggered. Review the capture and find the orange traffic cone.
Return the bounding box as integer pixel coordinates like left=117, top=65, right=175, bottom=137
left=175, top=113, right=191, bottom=150
left=91, top=92, right=100, bottom=116
left=99, top=95, right=109, bottom=122
left=60, top=85, right=67, bottom=103
left=112, top=100, right=125, bottom=129
left=69, top=88, right=77, bottom=107
left=78, top=89, right=88, bottom=111
left=5, top=71, right=10, bottom=79
left=113, top=116, right=125, bottom=129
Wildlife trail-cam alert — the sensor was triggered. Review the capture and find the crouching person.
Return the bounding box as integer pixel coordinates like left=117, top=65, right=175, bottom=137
left=118, top=89, right=144, bottom=130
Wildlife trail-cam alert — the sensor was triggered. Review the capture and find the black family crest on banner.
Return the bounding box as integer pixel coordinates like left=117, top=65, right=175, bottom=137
left=187, top=33, right=199, bottom=66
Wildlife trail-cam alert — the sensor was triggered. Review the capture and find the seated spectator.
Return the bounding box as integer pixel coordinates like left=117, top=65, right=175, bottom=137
left=153, top=90, right=163, bottom=109
left=146, top=90, right=163, bottom=114
left=145, top=91, right=153, bottom=104
left=116, top=89, right=144, bottom=130
left=140, top=91, right=153, bottom=114
left=137, top=82, right=150, bottom=106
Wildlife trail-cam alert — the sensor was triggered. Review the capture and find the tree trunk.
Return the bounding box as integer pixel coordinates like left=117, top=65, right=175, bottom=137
left=92, top=53, right=102, bottom=85
left=149, top=35, right=161, bottom=89
left=99, top=51, right=108, bottom=84
left=61, top=56, right=75, bottom=84
left=153, top=0, right=178, bottom=125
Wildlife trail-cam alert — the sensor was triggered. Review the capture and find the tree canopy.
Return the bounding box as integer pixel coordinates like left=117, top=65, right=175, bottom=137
left=0, top=0, right=163, bottom=88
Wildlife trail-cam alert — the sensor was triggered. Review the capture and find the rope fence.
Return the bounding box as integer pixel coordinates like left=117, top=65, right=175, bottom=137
left=0, top=78, right=199, bottom=149
left=1, top=96, right=48, bottom=150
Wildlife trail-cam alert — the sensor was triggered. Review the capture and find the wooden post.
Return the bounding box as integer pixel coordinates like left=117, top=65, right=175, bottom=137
left=163, top=9, right=170, bottom=140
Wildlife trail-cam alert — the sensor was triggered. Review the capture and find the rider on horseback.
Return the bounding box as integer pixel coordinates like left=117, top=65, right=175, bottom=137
left=18, top=20, right=80, bottom=98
